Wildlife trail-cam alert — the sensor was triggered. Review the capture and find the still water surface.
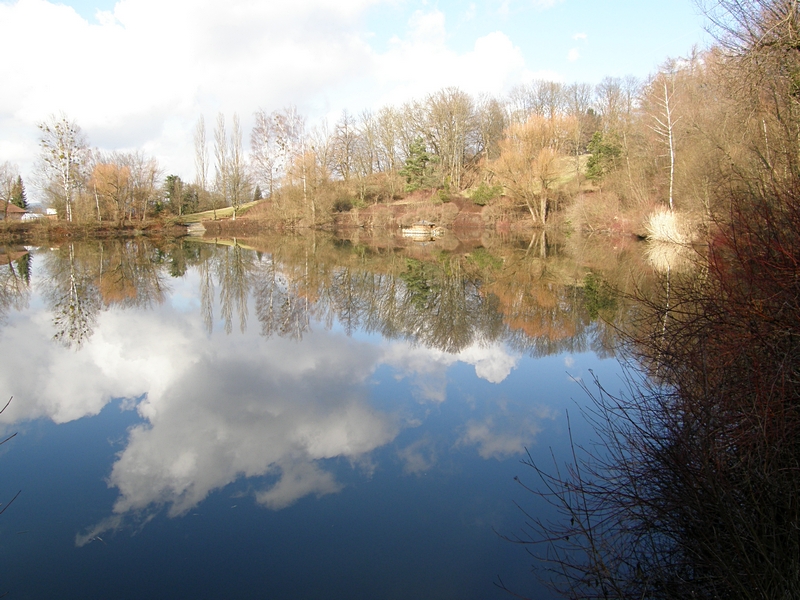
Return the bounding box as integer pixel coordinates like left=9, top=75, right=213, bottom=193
left=0, top=234, right=646, bottom=599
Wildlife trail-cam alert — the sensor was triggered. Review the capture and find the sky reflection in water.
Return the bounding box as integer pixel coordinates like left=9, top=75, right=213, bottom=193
left=0, top=240, right=629, bottom=599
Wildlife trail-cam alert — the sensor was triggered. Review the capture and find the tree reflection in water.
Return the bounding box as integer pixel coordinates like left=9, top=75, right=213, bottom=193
left=42, top=240, right=168, bottom=348
left=29, top=231, right=647, bottom=356
left=0, top=246, right=30, bottom=325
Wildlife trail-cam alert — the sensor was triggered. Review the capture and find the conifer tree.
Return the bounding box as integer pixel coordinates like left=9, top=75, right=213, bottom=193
left=10, top=175, right=27, bottom=210
left=399, top=138, right=432, bottom=192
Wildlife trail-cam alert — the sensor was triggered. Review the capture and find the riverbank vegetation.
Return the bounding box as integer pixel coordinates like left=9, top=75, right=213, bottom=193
left=505, top=1, right=800, bottom=598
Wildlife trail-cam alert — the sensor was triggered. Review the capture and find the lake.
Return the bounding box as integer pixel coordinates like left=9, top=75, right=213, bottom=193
left=0, top=232, right=651, bottom=599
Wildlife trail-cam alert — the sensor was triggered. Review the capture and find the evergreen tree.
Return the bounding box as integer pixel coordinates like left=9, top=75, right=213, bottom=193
left=585, top=131, right=621, bottom=180
left=164, top=174, right=185, bottom=215
left=182, top=186, right=200, bottom=215
left=399, top=138, right=433, bottom=192
left=10, top=175, right=27, bottom=210
left=253, top=184, right=263, bottom=201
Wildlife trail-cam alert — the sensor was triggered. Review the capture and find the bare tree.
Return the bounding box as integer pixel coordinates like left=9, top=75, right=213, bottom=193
left=126, top=151, right=162, bottom=223
left=213, top=112, right=230, bottom=218
left=376, top=106, right=402, bottom=175
left=564, top=83, right=594, bottom=179
left=595, top=77, right=625, bottom=135
left=211, top=113, right=250, bottom=219
left=331, top=110, right=358, bottom=181
left=357, top=109, right=380, bottom=177
left=228, top=114, right=250, bottom=220
left=423, top=87, right=477, bottom=189
left=475, top=94, right=507, bottom=163
left=699, top=0, right=800, bottom=57
left=90, top=153, right=131, bottom=224
left=37, top=113, right=89, bottom=222
left=490, top=115, right=573, bottom=226
left=272, top=106, right=306, bottom=185
left=647, top=72, right=680, bottom=210
left=194, top=116, right=209, bottom=193
left=272, top=106, right=309, bottom=220
left=0, top=162, right=20, bottom=221
left=251, top=109, right=278, bottom=197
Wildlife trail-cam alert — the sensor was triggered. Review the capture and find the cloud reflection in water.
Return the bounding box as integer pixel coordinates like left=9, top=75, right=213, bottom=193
left=0, top=246, right=562, bottom=549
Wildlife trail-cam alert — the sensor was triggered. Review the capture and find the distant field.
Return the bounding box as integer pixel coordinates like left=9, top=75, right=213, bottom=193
left=178, top=200, right=262, bottom=224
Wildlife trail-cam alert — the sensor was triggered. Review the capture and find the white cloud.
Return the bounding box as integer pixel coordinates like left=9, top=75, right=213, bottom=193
left=456, top=344, right=519, bottom=383
left=375, top=12, right=528, bottom=105
left=567, top=48, right=580, bottom=62
left=458, top=404, right=556, bottom=459
left=382, top=340, right=520, bottom=402
left=255, top=462, right=343, bottom=509
left=0, top=0, right=381, bottom=184
left=397, top=436, right=437, bottom=474
left=460, top=417, right=532, bottom=458
left=66, top=324, right=399, bottom=542
left=572, top=32, right=587, bottom=40
left=102, top=331, right=396, bottom=516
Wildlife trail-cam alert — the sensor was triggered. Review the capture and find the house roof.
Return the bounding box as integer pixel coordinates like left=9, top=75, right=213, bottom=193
left=3, top=204, right=26, bottom=214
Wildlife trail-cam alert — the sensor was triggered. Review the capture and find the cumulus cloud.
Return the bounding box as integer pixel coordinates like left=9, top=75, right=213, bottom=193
left=382, top=340, right=519, bottom=402
left=0, top=0, right=381, bottom=180
left=103, top=331, right=396, bottom=517
left=255, top=462, right=343, bottom=510
left=456, top=344, right=519, bottom=383
left=397, top=436, right=437, bottom=474
left=0, top=301, right=199, bottom=426
left=375, top=11, right=528, bottom=105
left=458, top=404, right=556, bottom=459
left=0, top=0, right=555, bottom=190
left=567, top=48, right=580, bottom=62
left=68, top=324, right=399, bottom=543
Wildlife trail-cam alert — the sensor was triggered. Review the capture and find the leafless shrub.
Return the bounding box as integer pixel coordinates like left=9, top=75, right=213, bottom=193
left=505, top=179, right=800, bottom=599
left=644, top=209, right=689, bottom=244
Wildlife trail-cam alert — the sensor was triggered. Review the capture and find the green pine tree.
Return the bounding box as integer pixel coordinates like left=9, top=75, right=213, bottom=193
left=585, top=132, right=621, bottom=181
left=399, top=138, right=432, bottom=192
left=10, top=175, right=27, bottom=210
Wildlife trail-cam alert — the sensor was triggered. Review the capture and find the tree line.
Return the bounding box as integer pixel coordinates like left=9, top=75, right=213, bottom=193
left=11, top=44, right=747, bottom=232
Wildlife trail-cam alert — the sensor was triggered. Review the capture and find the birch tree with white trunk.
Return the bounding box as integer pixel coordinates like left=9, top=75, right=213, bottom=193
left=37, top=114, right=89, bottom=222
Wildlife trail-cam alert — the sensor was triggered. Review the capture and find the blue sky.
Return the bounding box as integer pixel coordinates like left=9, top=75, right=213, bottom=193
left=0, top=0, right=711, bottom=191
left=364, top=0, right=709, bottom=81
